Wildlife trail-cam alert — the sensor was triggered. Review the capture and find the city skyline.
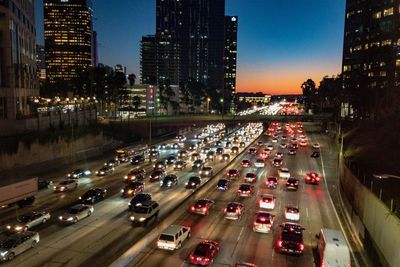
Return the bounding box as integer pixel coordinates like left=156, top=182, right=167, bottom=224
left=34, top=0, right=346, bottom=94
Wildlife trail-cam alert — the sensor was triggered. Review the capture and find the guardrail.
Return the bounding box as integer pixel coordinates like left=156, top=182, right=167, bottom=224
left=110, top=126, right=264, bottom=267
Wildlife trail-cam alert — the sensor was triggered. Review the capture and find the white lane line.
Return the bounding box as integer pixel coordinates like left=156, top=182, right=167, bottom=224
left=318, top=134, right=360, bottom=267
left=306, top=207, right=309, bottom=218
left=237, top=227, right=245, bottom=242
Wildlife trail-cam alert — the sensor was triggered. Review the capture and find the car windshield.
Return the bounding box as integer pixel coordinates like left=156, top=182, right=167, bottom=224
left=268, top=178, right=277, bottom=182
left=227, top=204, right=238, bottom=212
left=228, top=170, right=237, bottom=174
left=194, top=244, right=209, bottom=256
left=246, top=173, right=255, bottom=177
left=282, top=232, right=302, bottom=243
left=60, top=180, right=71, bottom=185
left=195, top=200, right=208, bottom=206
left=152, top=171, right=162, bottom=176
left=256, top=215, right=271, bottom=224
left=0, top=239, right=16, bottom=249
left=18, top=214, right=34, bottom=223
left=73, top=169, right=82, bottom=174
left=239, top=184, right=251, bottom=190
left=82, top=190, right=95, bottom=197
left=133, top=206, right=150, bottom=213
left=286, top=207, right=299, bottom=213
left=159, top=234, right=174, bottom=242
left=218, top=180, right=227, bottom=185
left=189, top=177, right=200, bottom=182
left=133, top=194, right=149, bottom=201
left=68, top=207, right=81, bottom=214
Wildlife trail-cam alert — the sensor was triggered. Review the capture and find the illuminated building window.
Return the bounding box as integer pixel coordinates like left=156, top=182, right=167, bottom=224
left=383, top=7, right=394, bottom=17
left=372, top=11, right=382, bottom=19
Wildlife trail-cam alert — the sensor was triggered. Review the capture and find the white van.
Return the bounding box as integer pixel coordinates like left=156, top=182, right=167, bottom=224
left=316, top=228, right=351, bottom=267
left=157, top=225, right=191, bottom=250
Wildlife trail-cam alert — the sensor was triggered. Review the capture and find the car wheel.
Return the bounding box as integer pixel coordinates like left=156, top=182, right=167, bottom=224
left=88, top=211, right=92, bottom=216
left=31, top=240, right=37, bottom=248
left=7, top=252, right=15, bottom=261
left=73, top=217, right=78, bottom=224
left=24, top=226, right=28, bottom=231
left=177, top=242, right=182, bottom=249
left=187, top=232, right=191, bottom=239
left=42, top=218, right=47, bottom=224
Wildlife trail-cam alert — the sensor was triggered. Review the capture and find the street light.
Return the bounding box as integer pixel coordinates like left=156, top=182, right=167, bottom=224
left=206, top=97, right=211, bottom=114
left=220, top=98, right=224, bottom=117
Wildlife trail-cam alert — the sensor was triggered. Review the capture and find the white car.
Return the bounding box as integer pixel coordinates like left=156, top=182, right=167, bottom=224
left=253, top=211, right=274, bottom=233
left=7, top=211, right=51, bottom=232
left=266, top=145, right=274, bottom=151
left=59, top=204, right=93, bottom=224
left=285, top=205, right=300, bottom=221
left=312, top=143, right=320, bottom=149
left=0, top=231, right=40, bottom=261
left=53, top=179, right=79, bottom=192
left=254, top=158, right=265, bottom=168
left=224, top=202, right=245, bottom=220
left=259, top=194, right=276, bottom=210
left=278, top=168, right=290, bottom=179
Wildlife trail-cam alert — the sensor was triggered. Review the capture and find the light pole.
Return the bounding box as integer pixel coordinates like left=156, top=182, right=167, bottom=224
left=220, top=98, right=224, bottom=118
left=206, top=97, right=211, bottom=114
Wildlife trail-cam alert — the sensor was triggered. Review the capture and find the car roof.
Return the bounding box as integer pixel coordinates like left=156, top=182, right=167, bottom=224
left=161, top=225, right=189, bottom=235
left=261, top=194, right=274, bottom=198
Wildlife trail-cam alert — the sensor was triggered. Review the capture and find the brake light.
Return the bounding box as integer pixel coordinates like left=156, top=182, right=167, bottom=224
left=191, top=206, right=195, bottom=211
left=316, top=177, right=320, bottom=181
left=260, top=217, right=266, bottom=222
left=278, top=240, right=282, bottom=247
left=299, top=243, right=304, bottom=250
left=306, top=176, right=310, bottom=180
left=204, top=257, right=210, bottom=262
left=202, top=207, right=207, bottom=212
left=224, top=208, right=227, bottom=213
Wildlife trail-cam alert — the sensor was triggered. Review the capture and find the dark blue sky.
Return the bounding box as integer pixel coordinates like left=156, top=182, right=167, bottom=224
left=35, top=0, right=346, bottom=94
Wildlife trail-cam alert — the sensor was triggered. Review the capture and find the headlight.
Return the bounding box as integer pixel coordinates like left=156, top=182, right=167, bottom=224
left=124, top=176, right=128, bottom=179
left=130, top=216, right=135, bottom=221
left=121, top=189, right=124, bottom=193
left=185, top=182, right=188, bottom=185
left=73, top=174, right=78, bottom=178
left=67, top=217, right=73, bottom=221
left=78, top=197, right=82, bottom=200
left=53, top=186, right=57, bottom=190
left=84, top=170, right=91, bottom=175
left=1, top=251, right=8, bottom=256
left=128, top=190, right=133, bottom=194
left=95, top=171, right=99, bottom=174
left=139, top=217, right=146, bottom=222
left=60, top=186, right=65, bottom=190
left=15, top=226, right=23, bottom=231
left=6, top=225, right=11, bottom=229
left=67, top=174, right=71, bottom=177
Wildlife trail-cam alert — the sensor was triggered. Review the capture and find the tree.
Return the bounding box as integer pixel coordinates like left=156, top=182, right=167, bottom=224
left=301, top=79, right=317, bottom=112
left=128, top=73, right=136, bottom=86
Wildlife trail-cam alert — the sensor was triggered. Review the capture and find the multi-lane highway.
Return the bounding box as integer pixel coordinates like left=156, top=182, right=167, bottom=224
left=0, top=123, right=263, bottom=266
left=124, top=123, right=360, bottom=267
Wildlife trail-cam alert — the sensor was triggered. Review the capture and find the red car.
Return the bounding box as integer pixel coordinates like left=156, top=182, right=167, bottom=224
left=241, top=159, right=252, bottom=167
left=189, top=240, right=220, bottom=266
left=305, top=172, right=321, bottom=184
left=226, top=169, right=239, bottom=179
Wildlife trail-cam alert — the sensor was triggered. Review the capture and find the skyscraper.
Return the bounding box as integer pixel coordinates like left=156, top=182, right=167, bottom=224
left=224, top=16, right=238, bottom=108
left=155, top=0, right=225, bottom=92
left=0, top=0, right=38, bottom=120
left=36, top=45, right=46, bottom=82
left=44, top=0, right=93, bottom=83
left=342, top=0, right=400, bottom=117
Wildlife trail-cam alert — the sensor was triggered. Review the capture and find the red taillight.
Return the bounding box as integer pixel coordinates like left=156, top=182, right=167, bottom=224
left=190, top=254, right=195, bottom=260
left=306, top=176, right=310, bottom=180
left=316, top=177, right=320, bottom=181
left=224, top=208, right=227, bottom=213
left=204, top=257, right=210, bottom=262
left=202, top=207, right=207, bottom=212
left=191, top=206, right=195, bottom=211
left=278, top=240, right=282, bottom=247
left=299, top=243, right=304, bottom=250
left=295, top=182, right=298, bottom=185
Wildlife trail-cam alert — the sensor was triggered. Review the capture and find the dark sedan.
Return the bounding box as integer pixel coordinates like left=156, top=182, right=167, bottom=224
left=79, top=188, right=107, bottom=204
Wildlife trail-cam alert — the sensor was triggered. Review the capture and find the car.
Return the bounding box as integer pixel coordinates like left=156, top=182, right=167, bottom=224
left=153, top=160, right=166, bottom=170
left=275, top=152, right=284, bottom=158
left=129, top=200, right=160, bottom=225
left=237, top=183, right=255, bottom=197
left=291, top=143, right=299, bottom=149
left=288, top=148, right=297, bottom=155
left=225, top=141, right=232, bottom=148
left=191, top=153, right=201, bottom=161
left=266, top=176, right=278, bottom=189
left=280, top=143, right=287, bottom=149
left=176, top=134, right=186, bottom=142
left=226, top=168, right=239, bottom=179
left=148, top=169, right=166, bottom=182
left=257, top=141, right=263, bottom=146
left=205, top=151, right=216, bottom=161
left=160, top=175, right=178, bottom=188
left=189, top=240, right=220, bottom=266
left=259, top=151, right=269, bottom=159
left=254, top=158, right=265, bottom=168
left=79, top=188, right=107, bottom=204
left=244, top=172, right=257, bottom=183
left=272, top=137, right=278, bottom=143
left=178, top=150, right=188, bottom=159
left=59, top=204, right=93, bottom=224
left=105, top=159, right=120, bottom=167
left=241, top=159, right=252, bottom=167
left=121, top=181, right=144, bottom=197
left=266, top=144, right=274, bottom=151
left=6, top=211, right=50, bottom=232
left=53, top=179, right=78, bottom=192
left=199, top=166, right=213, bottom=178
left=157, top=225, right=191, bottom=250
left=192, top=159, right=204, bottom=170
left=150, top=150, right=159, bottom=157
left=189, top=199, right=215, bottom=215
left=259, top=194, right=276, bottom=209
left=169, top=143, right=180, bottom=149
left=188, top=144, right=198, bottom=151
left=131, top=155, right=145, bottom=165
left=216, top=178, right=231, bottom=191
left=239, top=141, right=246, bottom=148
left=276, top=222, right=305, bottom=255
left=231, top=146, right=239, bottom=154
left=128, top=193, right=152, bottom=210
left=272, top=158, right=283, bottom=167
left=216, top=147, right=224, bottom=155
left=186, top=176, right=201, bottom=189
left=300, top=140, right=308, bottom=147
left=0, top=231, right=40, bottom=261
left=95, top=165, right=114, bottom=176
left=37, top=179, right=53, bottom=190
left=124, top=168, right=146, bottom=182
left=224, top=202, right=245, bottom=220
left=278, top=168, right=290, bottom=179
left=248, top=147, right=256, bottom=154
left=285, top=205, right=300, bottom=221
left=312, top=143, right=320, bottom=149
left=281, top=135, right=287, bottom=140
left=67, top=168, right=91, bottom=179
left=286, top=177, right=299, bottom=190
left=158, top=143, right=167, bottom=150
left=221, top=153, right=230, bottom=162
left=174, top=160, right=187, bottom=170
left=305, top=172, right=321, bottom=184
left=253, top=211, right=275, bottom=233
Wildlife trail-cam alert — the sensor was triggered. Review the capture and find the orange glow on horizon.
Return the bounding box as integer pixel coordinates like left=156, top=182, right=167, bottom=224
left=235, top=64, right=341, bottom=95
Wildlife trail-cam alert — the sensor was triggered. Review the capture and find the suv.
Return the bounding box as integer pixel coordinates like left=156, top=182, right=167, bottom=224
left=276, top=222, right=305, bottom=255
left=199, top=166, right=213, bottom=178
left=0, top=231, right=40, bottom=261
left=129, top=201, right=160, bottom=225
left=160, top=175, right=178, bottom=188
left=157, top=225, right=191, bottom=250
left=128, top=193, right=152, bottom=210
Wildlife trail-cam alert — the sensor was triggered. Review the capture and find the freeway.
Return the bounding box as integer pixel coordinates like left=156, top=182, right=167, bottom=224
left=0, top=123, right=261, bottom=266
left=126, top=123, right=364, bottom=267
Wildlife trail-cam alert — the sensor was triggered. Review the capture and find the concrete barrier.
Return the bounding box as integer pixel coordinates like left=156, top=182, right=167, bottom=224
left=340, top=160, right=399, bottom=267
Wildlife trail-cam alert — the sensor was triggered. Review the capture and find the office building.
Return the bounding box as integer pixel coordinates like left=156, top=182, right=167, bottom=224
left=155, top=0, right=225, bottom=91
left=224, top=16, right=238, bottom=109
left=36, top=45, right=46, bottom=81
left=44, top=0, right=93, bottom=83
left=0, top=0, right=38, bottom=121
left=342, top=0, right=400, bottom=117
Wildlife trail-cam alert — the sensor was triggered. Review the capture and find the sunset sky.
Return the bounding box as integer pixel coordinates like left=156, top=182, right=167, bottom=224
left=35, top=0, right=346, bottom=95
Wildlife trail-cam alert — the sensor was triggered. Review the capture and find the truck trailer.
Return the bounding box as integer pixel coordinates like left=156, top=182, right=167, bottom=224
left=0, top=177, right=38, bottom=208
